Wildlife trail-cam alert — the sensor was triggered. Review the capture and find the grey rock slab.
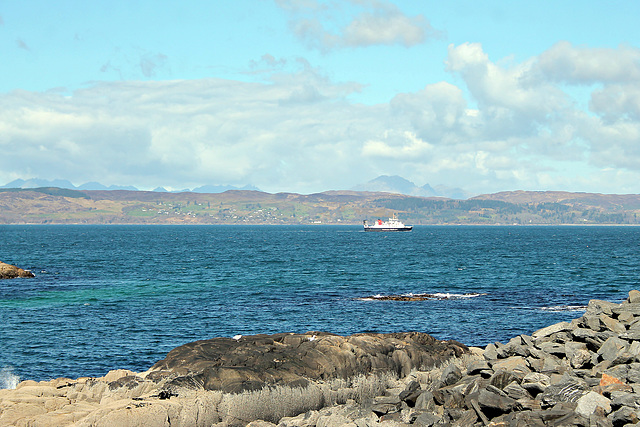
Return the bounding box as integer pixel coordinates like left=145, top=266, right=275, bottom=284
left=617, top=311, right=635, bottom=325
left=503, top=381, right=531, bottom=400
left=628, top=290, right=640, bottom=304
left=619, top=331, right=640, bottom=341
left=532, top=322, right=574, bottom=341
left=483, top=343, right=499, bottom=361
left=539, top=342, right=566, bottom=357
left=575, top=391, right=612, bottom=418
left=412, top=412, right=440, bottom=427
left=439, top=364, right=462, bottom=387
left=477, top=388, right=520, bottom=416
left=585, top=299, right=617, bottom=317
left=572, top=328, right=598, bottom=341
left=598, top=337, right=630, bottom=362
left=491, top=356, right=531, bottom=377
left=466, top=359, right=490, bottom=376
left=413, top=391, right=436, bottom=413
left=612, top=303, right=640, bottom=317
left=600, top=314, right=627, bottom=334
left=610, top=406, right=640, bottom=426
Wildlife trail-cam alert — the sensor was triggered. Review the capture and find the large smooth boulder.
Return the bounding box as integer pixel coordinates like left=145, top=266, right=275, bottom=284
left=147, top=331, right=468, bottom=393
left=0, top=261, right=35, bottom=279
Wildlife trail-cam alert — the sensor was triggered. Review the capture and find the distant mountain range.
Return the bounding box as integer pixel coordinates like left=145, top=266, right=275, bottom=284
left=351, top=175, right=470, bottom=199
left=2, top=176, right=469, bottom=198
left=0, top=179, right=260, bottom=194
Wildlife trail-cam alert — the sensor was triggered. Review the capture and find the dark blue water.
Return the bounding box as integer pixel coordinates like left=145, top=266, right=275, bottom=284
left=1, top=225, right=638, bottom=384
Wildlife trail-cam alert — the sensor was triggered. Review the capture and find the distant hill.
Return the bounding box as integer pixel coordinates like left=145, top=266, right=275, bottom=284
left=1, top=187, right=640, bottom=225
left=472, top=190, right=640, bottom=211
left=351, top=175, right=470, bottom=199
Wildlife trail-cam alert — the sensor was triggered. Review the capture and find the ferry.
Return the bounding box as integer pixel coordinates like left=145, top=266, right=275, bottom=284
left=363, top=214, right=413, bottom=232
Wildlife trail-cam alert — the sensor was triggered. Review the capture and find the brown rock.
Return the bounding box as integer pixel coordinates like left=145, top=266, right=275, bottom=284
left=0, top=261, right=35, bottom=279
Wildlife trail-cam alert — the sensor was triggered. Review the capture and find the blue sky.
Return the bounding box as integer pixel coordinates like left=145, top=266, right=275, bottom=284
left=1, top=1, right=640, bottom=195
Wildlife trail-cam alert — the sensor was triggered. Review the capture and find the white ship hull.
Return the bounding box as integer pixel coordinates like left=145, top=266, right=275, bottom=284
left=363, top=214, right=413, bottom=232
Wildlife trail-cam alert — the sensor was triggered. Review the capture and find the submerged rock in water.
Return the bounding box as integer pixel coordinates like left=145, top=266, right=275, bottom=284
left=0, top=261, right=35, bottom=279
left=358, top=292, right=486, bottom=301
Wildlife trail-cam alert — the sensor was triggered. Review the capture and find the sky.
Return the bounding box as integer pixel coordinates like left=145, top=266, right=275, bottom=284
left=1, top=1, right=640, bottom=196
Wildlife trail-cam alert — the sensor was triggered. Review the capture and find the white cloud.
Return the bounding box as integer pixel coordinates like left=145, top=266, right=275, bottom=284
left=278, top=0, right=438, bottom=51
left=362, top=131, right=432, bottom=159
left=3, top=39, right=640, bottom=196
left=535, top=41, right=640, bottom=84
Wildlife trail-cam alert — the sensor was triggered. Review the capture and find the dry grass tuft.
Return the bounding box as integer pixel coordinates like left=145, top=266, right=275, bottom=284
left=219, top=371, right=398, bottom=424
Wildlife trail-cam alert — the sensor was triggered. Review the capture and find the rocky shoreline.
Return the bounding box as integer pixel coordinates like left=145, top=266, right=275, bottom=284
left=3, top=292, right=640, bottom=426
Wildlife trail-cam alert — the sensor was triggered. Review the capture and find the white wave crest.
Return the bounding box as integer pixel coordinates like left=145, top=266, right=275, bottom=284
left=539, top=305, right=587, bottom=312
left=0, top=367, right=20, bottom=390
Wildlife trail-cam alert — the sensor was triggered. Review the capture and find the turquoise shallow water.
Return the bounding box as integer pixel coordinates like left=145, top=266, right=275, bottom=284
left=1, top=225, right=639, bottom=384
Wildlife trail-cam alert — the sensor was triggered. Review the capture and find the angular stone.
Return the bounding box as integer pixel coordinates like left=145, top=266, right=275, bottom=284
left=618, top=330, right=640, bottom=341
left=413, top=412, right=441, bottom=427
left=466, top=359, right=490, bottom=376
left=572, top=327, right=598, bottom=341
left=432, top=382, right=468, bottom=408
left=477, top=388, right=520, bottom=417
left=628, top=290, right=640, bottom=304
left=489, top=370, right=518, bottom=391
left=497, top=336, right=530, bottom=358
left=503, top=381, right=531, bottom=400
left=610, top=391, right=639, bottom=409
left=371, top=395, right=401, bottom=416
left=629, top=342, right=640, bottom=356
left=565, top=342, right=592, bottom=369
left=526, top=357, right=545, bottom=373
left=627, top=363, right=640, bottom=383
left=521, top=373, right=550, bottom=396
left=610, top=406, right=640, bottom=426
left=440, top=364, right=462, bottom=386
left=540, top=354, right=567, bottom=375
left=450, top=409, right=477, bottom=426
left=532, top=322, right=573, bottom=341
left=612, top=303, right=640, bottom=317
left=600, top=373, right=627, bottom=387
left=483, top=343, right=499, bottom=361
left=598, top=337, right=629, bottom=362
left=628, top=316, right=640, bottom=328
left=413, top=390, right=435, bottom=412
left=549, top=331, right=574, bottom=344
left=585, top=299, right=617, bottom=317
left=539, top=381, right=589, bottom=407
left=539, top=342, right=566, bottom=357
left=582, top=314, right=603, bottom=332
left=491, top=356, right=531, bottom=378
left=617, top=311, right=635, bottom=325
left=600, top=314, right=626, bottom=334
left=574, top=391, right=611, bottom=418
left=398, top=380, right=421, bottom=404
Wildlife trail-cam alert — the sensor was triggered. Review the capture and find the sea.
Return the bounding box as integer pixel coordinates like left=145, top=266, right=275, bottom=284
left=1, top=225, right=639, bottom=388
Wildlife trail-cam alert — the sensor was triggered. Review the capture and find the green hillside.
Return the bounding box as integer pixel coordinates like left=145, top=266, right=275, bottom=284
left=1, top=188, right=640, bottom=225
